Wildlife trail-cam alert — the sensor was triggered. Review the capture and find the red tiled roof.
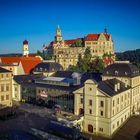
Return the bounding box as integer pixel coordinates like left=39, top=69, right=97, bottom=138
left=104, top=34, right=110, bottom=40
left=20, top=57, right=42, bottom=74
left=65, top=38, right=82, bottom=45
left=85, top=34, right=99, bottom=41
left=85, top=33, right=110, bottom=41
left=103, top=57, right=114, bottom=66
left=0, top=57, right=21, bottom=64
left=0, top=56, right=42, bottom=74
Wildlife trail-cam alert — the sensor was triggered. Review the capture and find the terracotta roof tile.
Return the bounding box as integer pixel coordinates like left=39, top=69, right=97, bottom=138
left=0, top=56, right=42, bottom=74
left=64, top=38, right=83, bottom=45
left=85, top=33, right=110, bottom=41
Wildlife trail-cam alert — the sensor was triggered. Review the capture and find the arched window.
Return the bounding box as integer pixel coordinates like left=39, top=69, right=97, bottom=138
left=88, top=124, right=93, bottom=133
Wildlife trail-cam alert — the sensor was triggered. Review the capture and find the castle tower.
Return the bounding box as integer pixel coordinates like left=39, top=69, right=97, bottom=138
left=55, top=25, right=63, bottom=42
left=23, top=40, right=29, bottom=56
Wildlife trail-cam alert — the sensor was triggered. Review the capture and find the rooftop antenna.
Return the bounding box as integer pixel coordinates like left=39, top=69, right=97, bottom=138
left=104, top=26, right=108, bottom=34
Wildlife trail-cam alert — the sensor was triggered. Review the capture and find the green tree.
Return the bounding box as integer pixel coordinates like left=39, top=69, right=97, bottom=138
left=89, top=57, right=105, bottom=72
left=71, top=40, right=83, bottom=47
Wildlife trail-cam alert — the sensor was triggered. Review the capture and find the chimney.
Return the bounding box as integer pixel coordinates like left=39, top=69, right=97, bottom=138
left=115, top=84, right=118, bottom=92
left=117, top=83, right=120, bottom=90
left=125, top=83, right=128, bottom=88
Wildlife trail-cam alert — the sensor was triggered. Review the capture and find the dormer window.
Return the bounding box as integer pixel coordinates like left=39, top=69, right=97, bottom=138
left=125, top=72, right=127, bottom=75
left=106, top=71, right=109, bottom=75
left=115, top=70, right=118, bottom=75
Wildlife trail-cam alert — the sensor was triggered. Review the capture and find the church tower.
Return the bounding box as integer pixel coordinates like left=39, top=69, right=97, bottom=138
left=23, top=40, right=29, bottom=56
left=55, top=25, right=63, bottom=42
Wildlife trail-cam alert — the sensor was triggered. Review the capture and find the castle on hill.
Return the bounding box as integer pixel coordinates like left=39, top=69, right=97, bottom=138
left=44, top=25, right=115, bottom=70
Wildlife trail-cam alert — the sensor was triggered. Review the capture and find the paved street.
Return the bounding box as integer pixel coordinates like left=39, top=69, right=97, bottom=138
left=0, top=103, right=56, bottom=139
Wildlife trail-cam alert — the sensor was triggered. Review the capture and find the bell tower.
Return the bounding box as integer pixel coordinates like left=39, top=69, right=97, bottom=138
left=55, top=25, right=63, bottom=42
left=23, top=40, right=29, bottom=56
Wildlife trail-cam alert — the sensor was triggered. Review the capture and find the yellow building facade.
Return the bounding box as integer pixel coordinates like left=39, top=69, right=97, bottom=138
left=74, top=62, right=140, bottom=138
left=0, top=67, right=12, bottom=108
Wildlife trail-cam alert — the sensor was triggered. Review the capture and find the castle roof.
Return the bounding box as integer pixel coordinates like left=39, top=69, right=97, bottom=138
left=84, top=33, right=110, bottom=41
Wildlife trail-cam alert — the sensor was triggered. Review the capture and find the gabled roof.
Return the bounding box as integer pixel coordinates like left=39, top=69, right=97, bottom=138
left=84, top=33, right=110, bottom=41
left=21, top=57, right=42, bottom=74
left=0, top=56, right=42, bottom=74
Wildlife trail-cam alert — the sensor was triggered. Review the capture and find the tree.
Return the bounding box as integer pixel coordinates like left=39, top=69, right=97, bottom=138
left=37, top=50, right=53, bottom=60
left=89, top=57, right=105, bottom=73
left=69, top=48, right=92, bottom=72
left=71, top=40, right=83, bottom=47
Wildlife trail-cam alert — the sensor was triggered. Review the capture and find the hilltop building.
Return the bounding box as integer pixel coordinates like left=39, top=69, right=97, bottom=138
left=44, top=26, right=115, bottom=69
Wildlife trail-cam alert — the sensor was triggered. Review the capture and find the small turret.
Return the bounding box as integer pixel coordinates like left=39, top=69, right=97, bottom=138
left=55, top=25, right=63, bottom=42
left=23, top=40, right=29, bottom=56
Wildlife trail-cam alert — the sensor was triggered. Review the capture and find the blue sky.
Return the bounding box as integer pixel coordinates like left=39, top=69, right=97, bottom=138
left=0, top=0, right=140, bottom=54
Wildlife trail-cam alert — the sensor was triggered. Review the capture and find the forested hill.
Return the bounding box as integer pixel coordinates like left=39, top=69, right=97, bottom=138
left=116, top=49, right=140, bottom=68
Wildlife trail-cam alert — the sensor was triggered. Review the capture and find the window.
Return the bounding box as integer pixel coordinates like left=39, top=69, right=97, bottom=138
left=100, top=101, right=104, bottom=107
left=89, top=87, right=92, bottom=91
left=99, top=128, right=103, bottom=132
left=1, top=85, right=4, bottom=92
left=100, top=111, right=103, bottom=116
left=121, top=96, right=123, bottom=102
left=89, top=109, right=92, bottom=114
left=113, top=124, right=115, bottom=129
left=6, top=74, right=9, bottom=78
left=115, top=71, right=118, bottom=75
left=1, top=95, right=4, bottom=101
left=88, top=124, right=93, bottom=133
left=15, top=87, right=17, bottom=91
left=117, top=98, right=119, bottom=104
left=6, top=95, right=9, bottom=100
left=89, top=99, right=92, bottom=106
left=113, top=100, right=115, bottom=107
left=1, top=74, right=4, bottom=78
left=80, top=98, right=83, bottom=104
left=121, top=118, right=123, bottom=123
left=117, top=121, right=119, bottom=126
left=112, top=109, right=114, bottom=115
left=6, top=84, right=9, bottom=91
